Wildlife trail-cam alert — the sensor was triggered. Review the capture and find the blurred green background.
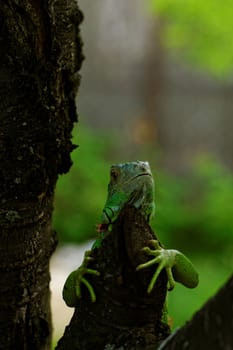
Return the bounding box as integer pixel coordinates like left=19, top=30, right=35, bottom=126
left=52, top=0, right=233, bottom=338
left=53, top=124, right=233, bottom=330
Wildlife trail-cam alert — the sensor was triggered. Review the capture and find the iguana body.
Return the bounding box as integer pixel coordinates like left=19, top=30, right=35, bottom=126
left=63, top=161, right=198, bottom=306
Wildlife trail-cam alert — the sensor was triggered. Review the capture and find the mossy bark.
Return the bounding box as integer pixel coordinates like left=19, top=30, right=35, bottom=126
left=0, top=1, right=83, bottom=349
left=56, top=206, right=170, bottom=350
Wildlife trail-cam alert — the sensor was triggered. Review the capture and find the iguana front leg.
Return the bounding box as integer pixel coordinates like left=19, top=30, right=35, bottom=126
left=63, top=250, right=100, bottom=306
left=136, top=240, right=199, bottom=293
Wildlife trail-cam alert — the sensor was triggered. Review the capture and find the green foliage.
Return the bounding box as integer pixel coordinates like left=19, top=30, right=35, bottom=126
left=168, top=252, right=233, bottom=329
left=195, top=157, right=233, bottom=244
left=54, top=125, right=233, bottom=254
left=53, top=124, right=114, bottom=242
left=149, top=0, right=233, bottom=77
left=53, top=125, right=233, bottom=334
left=153, top=157, right=233, bottom=252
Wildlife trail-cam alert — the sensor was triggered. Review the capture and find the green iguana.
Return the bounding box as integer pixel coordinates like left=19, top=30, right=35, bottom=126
left=63, top=161, right=198, bottom=306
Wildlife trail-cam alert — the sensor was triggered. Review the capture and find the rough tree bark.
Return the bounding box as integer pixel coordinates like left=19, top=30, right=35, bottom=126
left=0, top=1, right=83, bottom=349
left=56, top=205, right=233, bottom=350
left=56, top=206, right=170, bottom=350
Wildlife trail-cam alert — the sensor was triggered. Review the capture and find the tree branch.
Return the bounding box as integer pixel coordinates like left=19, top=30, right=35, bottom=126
left=157, top=274, right=233, bottom=350
left=56, top=206, right=170, bottom=350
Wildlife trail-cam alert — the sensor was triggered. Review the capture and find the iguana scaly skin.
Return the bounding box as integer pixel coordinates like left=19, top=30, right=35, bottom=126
left=63, top=161, right=199, bottom=306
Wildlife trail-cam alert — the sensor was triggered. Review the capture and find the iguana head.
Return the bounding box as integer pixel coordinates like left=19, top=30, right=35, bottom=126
left=99, top=161, right=155, bottom=229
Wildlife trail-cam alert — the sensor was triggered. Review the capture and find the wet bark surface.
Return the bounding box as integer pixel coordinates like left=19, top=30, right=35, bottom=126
left=0, top=1, right=83, bottom=349
left=56, top=206, right=170, bottom=350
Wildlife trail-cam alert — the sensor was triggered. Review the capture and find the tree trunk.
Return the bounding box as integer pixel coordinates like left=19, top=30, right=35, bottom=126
left=0, top=1, right=83, bottom=349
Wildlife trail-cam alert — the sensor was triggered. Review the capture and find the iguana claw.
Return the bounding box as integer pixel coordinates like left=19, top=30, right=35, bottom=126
left=136, top=240, right=176, bottom=293
left=74, top=266, right=100, bottom=303
left=63, top=250, right=100, bottom=306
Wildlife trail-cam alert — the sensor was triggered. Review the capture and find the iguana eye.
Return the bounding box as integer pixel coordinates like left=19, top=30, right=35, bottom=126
left=110, top=168, right=119, bottom=181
